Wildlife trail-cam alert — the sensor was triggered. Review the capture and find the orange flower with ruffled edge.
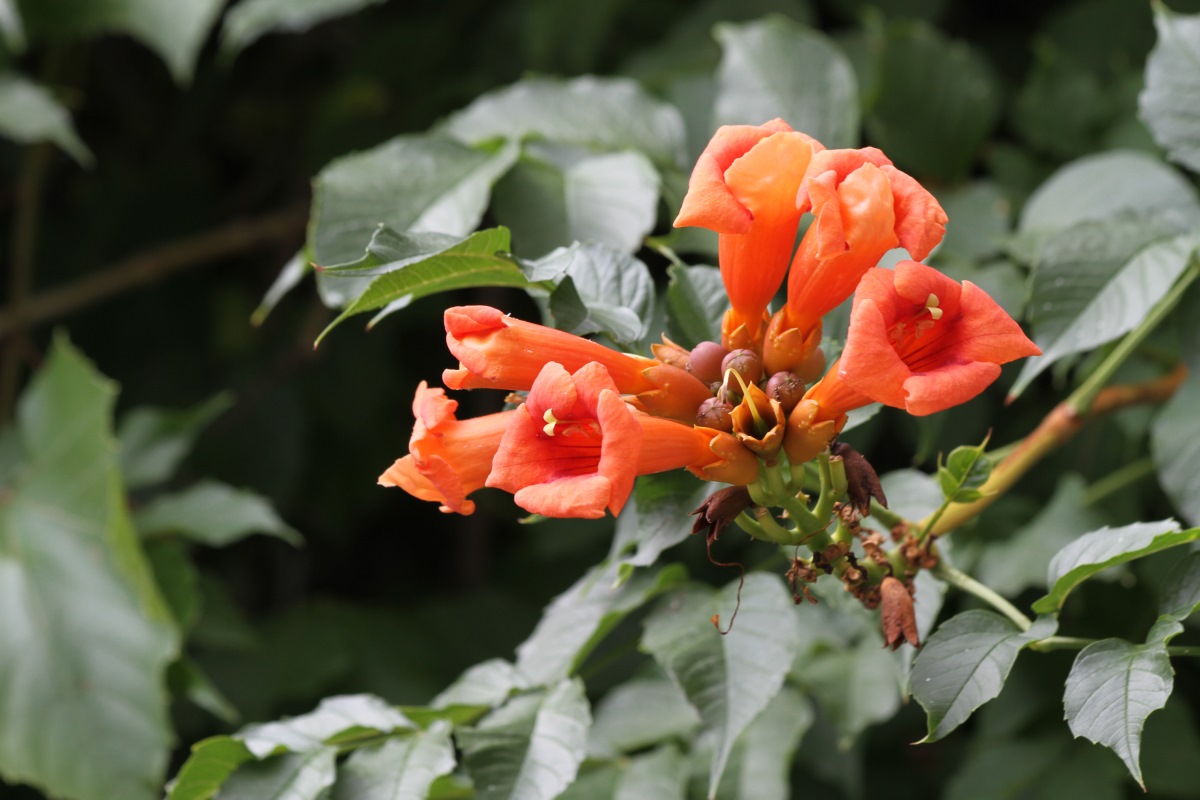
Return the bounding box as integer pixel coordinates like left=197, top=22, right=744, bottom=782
left=766, top=148, right=947, bottom=376
left=673, top=119, right=824, bottom=349
left=486, top=361, right=758, bottom=519
left=821, top=260, right=1041, bottom=417
left=443, top=305, right=711, bottom=422
left=378, top=381, right=513, bottom=514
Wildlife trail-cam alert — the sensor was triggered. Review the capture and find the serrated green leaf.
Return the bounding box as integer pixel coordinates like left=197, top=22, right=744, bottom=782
left=1032, top=520, right=1197, bottom=614
left=1141, top=4, right=1200, bottom=173
left=0, top=337, right=178, bottom=800
left=713, top=17, right=858, bottom=149
left=432, top=659, right=526, bottom=710
left=309, top=135, right=518, bottom=267
left=332, top=721, right=456, bottom=800
left=491, top=143, right=660, bottom=258
left=664, top=264, right=727, bottom=350
left=798, top=635, right=902, bottom=748
left=316, top=227, right=524, bottom=342
left=18, top=0, right=223, bottom=84
left=1158, top=551, right=1200, bottom=621
left=911, top=611, right=1056, bottom=742
left=220, top=0, right=386, bottom=58
left=713, top=687, right=812, bottom=800
left=976, top=474, right=1105, bottom=596
left=117, top=394, right=232, bottom=489
left=515, top=562, right=686, bottom=686
left=399, top=705, right=488, bottom=730
left=0, top=71, right=92, bottom=164
left=0, top=0, right=25, bottom=51
left=217, top=748, right=338, bottom=800
left=1011, top=231, right=1200, bottom=398
left=239, top=695, right=415, bottom=758
left=439, top=76, right=687, bottom=169
left=865, top=21, right=998, bottom=181
left=945, top=444, right=991, bottom=488
left=612, top=745, right=688, bottom=800
left=1018, top=150, right=1200, bottom=235
left=587, top=669, right=701, bottom=758
left=1063, top=633, right=1177, bottom=788
left=543, top=241, right=655, bottom=347
left=609, top=471, right=713, bottom=570
left=135, top=479, right=302, bottom=547
left=642, top=574, right=800, bottom=797
left=166, top=736, right=255, bottom=800
left=458, top=679, right=591, bottom=800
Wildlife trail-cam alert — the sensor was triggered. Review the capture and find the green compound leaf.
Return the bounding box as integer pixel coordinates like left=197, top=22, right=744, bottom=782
left=239, top=694, right=415, bottom=758
left=220, top=0, right=387, bottom=59
left=332, top=720, right=456, bottom=800
left=1152, top=344, right=1200, bottom=527
left=1140, top=4, right=1200, bottom=174
left=309, top=135, right=518, bottom=267
left=1063, top=621, right=1184, bottom=789
left=433, top=659, right=527, bottom=710
left=865, top=21, right=999, bottom=182
left=316, top=227, right=527, bottom=343
left=610, top=471, right=714, bottom=574
left=0, top=71, right=92, bottom=164
left=515, top=562, right=686, bottom=686
left=544, top=241, right=655, bottom=348
left=0, top=337, right=178, bottom=800
left=134, top=480, right=302, bottom=547
left=911, top=611, right=1057, bottom=742
left=714, top=16, right=859, bottom=149
left=1010, top=231, right=1200, bottom=399
left=665, top=264, right=727, bottom=350
left=1158, top=551, right=1200, bottom=622
left=18, top=0, right=223, bottom=84
left=587, top=669, right=701, bottom=758
left=166, top=736, right=255, bottom=800
left=1018, top=150, right=1200, bottom=235
left=713, top=687, right=813, bottom=800
left=117, top=394, right=232, bottom=490
left=458, top=679, right=591, bottom=800
left=491, top=143, right=660, bottom=258
left=642, top=574, right=800, bottom=798
left=798, top=635, right=902, bottom=748
left=215, top=749, right=338, bottom=800
left=440, top=76, right=687, bottom=169
left=1032, top=520, right=1199, bottom=614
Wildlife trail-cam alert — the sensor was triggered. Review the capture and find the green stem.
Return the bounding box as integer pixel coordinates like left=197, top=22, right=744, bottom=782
left=1065, top=256, right=1200, bottom=415
left=932, top=561, right=1032, bottom=631
left=868, top=499, right=907, bottom=530
left=1169, top=646, right=1200, bottom=657
left=1026, top=635, right=1095, bottom=652
left=1081, top=457, right=1156, bottom=506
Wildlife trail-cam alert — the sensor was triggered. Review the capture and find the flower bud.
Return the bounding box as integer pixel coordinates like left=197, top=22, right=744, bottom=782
left=721, top=348, right=762, bottom=386
left=880, top=576, right=920, bottom=651
left=651, top=335, right=691, bottom=370
left=765, top=371, right=805, bottom=414
left=696, top=396, right=734, bottom=432
left=688, top=341, right=729, bottom=385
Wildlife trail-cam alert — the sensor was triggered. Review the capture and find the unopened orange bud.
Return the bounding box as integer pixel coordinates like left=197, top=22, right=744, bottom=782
left=651, top=335, right=691, bottom=371
left=689, top=430, right=760, bottom=486
left=783, top=398, right=840, bottom=466
left=720, top=307, right=769, bottom=352
left=633, top=364, right=716, bottom=423
left=762, top=310, right=825, bottom=382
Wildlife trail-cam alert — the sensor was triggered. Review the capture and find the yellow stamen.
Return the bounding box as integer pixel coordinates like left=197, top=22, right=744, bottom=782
left=925, top=293, right=943, bottom=321
left=726, top=367, right=765, bottom=430
left=543, top=408, right=559, bottom=436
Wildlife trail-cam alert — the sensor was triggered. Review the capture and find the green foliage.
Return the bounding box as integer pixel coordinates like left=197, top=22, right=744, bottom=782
left=0, top=72, right=91, bottom=164
left=220, top=0, right=388, bottom=59
left=1141, top=3, right=1200, bottom=172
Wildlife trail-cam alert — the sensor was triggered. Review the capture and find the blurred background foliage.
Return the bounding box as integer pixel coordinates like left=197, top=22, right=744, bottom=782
left=3, top=0, right=1200, bottom=797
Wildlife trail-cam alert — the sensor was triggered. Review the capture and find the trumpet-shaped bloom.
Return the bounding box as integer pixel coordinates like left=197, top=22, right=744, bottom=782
left=487, top=362, right=759, bottom=518
left=378, top=382, right=513, bottom=514
left=837, top=260, right=1041, bottom=416
left=443, top=305, right=711, bottom=422
left=783, top=148, right=947, bottom=336
left=673, top=119, right=823, bottom=346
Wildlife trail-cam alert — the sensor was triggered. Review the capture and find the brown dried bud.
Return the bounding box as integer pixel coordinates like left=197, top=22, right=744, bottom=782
left=880, top=576, right=920, bottom=651
left=696, top=396, right=734, bottom=432
left=765, top=371, right=806, bottom=415
left=831, top=441, right=887, bottom=516
left=721, top=348, right=763, bottom=386
left=690, top=485, right=755, bottom=544
left=688, top=341, right=729, bottom=385
left=861, top=532, right=890, bottom=566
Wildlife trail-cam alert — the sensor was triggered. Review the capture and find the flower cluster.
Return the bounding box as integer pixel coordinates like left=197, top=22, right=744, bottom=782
left=380, top=119, right=1040, bottom=641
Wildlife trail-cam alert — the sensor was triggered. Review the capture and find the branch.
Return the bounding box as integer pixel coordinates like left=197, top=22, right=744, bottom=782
left=919, top=364, right=1187, bottom=536
left=0, top=206, right=308, bottom=338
